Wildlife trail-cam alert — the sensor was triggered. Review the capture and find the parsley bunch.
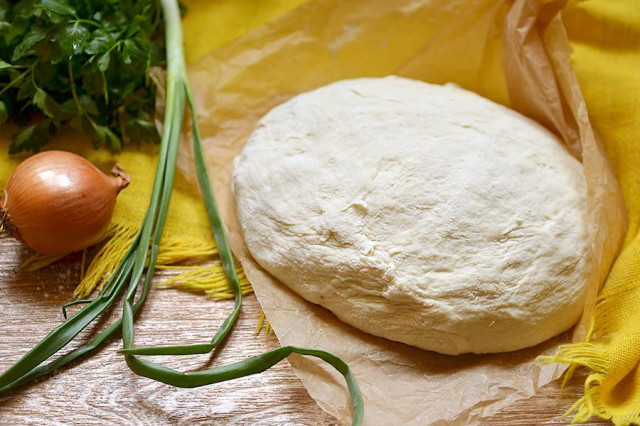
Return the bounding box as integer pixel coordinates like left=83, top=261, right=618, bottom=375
left=0, top=0, right=165, bottom=153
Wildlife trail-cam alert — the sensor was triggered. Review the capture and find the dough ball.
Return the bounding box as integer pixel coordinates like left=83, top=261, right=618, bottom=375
left=232, top=76, right=591, bottom=355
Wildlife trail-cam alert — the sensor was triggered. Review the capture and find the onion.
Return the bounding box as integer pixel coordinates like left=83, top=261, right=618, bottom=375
left=0, top=150, right=130, bottom=255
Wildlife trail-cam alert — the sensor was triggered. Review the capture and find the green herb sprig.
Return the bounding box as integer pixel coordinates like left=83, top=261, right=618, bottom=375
left=0, top=0, right=164, bottom=153
left=0, top=1, right=364, bottom=423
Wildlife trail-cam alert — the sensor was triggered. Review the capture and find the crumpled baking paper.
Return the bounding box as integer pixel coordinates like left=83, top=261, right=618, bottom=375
left=183, top=0, right=627, bottom=423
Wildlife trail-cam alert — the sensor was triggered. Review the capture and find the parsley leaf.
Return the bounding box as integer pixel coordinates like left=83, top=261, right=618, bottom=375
left=0, top=100, right=7, bottom=123
left=58, top=24, right=90, bottom=57
left=0, top=59, right=13, bottom=70
left=11, top=27, right=47, bottom=62
left=38, top=0, right=76, bottom=17
left=10, top=119, right=52, bottom=154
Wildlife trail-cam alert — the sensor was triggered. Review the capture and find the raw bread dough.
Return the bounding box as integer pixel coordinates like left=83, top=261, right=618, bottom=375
left=232, top=76, right=591, bottom=355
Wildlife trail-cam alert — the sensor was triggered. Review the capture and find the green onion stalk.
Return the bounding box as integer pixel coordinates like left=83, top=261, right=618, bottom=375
left=0, top=0, right=363, bottom=424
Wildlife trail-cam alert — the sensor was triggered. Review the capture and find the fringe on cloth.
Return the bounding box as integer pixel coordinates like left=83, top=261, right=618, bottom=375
left=155, top=264, right=273, bottom=333
left=156, top=262, right=253, bottom=298
left=21, top=222, right=253, bottom=301
left=538, top=295, right=640, bottom=425
left=255, top=310, right=274, bottom=335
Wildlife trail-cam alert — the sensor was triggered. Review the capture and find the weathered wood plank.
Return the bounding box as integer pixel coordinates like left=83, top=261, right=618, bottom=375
left=0, top=236, right=607, bottom=424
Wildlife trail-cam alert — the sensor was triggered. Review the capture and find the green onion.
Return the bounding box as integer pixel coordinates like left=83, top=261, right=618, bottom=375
left=0, top=0, right=363, bottom=423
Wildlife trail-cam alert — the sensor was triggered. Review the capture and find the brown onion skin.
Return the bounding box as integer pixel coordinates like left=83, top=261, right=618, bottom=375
left=0, top=150, right=130, bottom=255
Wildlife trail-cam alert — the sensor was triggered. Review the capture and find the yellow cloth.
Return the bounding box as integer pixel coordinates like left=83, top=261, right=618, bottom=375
left=182, top=0, right=307, bottom=62
left=547, top=1, right=640, bottom=424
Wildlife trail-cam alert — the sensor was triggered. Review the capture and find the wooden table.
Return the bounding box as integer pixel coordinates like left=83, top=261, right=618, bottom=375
left=0, top=235, right=608, bottom=425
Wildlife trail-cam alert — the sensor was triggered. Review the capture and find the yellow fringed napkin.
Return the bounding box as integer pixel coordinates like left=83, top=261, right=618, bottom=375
left=542, top=1, right=640, bottom=423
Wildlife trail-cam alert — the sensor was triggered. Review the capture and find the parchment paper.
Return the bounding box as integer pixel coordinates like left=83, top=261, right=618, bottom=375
left=183, top=0, right=627, bottom=424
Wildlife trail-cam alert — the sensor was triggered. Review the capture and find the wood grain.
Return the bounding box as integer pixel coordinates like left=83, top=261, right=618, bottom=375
left=0, top=235, right=609, bottom=425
